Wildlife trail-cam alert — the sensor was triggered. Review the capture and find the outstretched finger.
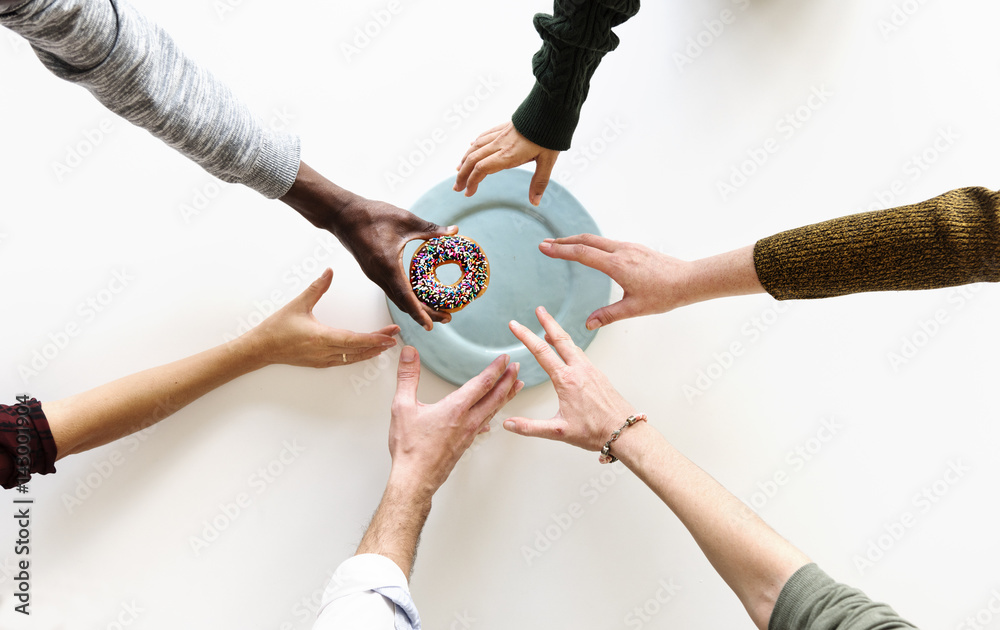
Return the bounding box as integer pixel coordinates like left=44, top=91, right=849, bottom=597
left=393, top=346, right=421, bottom=407
left=452, top=354, right=511, bottom=409
left=459, top=129, right=504, bottom=167
left=547, top=233, right=620, bottom=252
left=324, top=329, right=398, bottom=349
left=296, top=268, right=334, bottom=312
left=502, top=416, right=570, bottom=442
left=404, top=219, right=458, bottom=243
left=372, top=324, right=401, bottom=338
left=485, top=378, right=525, bottom=426
left=464, top=153, right=513, bottom=197
left=534, top=306, right=585, bottom=365
left=586, top=298, right=638, bottom=331
left=509, top=318, right=565, bottom=375
left=333, top=346, right=388, bottom=367
left=388, top=283, right=435, bottom=331
left=539, top=241, right=616, bottom=275
left=470, top=362, right=521, bottom=423
left=529, top=153, right=557, bottom=206
left=455, top=142, right=501, bottom=192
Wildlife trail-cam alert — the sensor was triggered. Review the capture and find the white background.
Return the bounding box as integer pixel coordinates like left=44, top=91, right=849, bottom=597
left=2, top=0, right=1000, bottom=628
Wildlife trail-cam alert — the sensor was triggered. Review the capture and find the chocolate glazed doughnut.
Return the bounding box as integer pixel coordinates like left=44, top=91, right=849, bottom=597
left=409, top=235, right=490, bottom=313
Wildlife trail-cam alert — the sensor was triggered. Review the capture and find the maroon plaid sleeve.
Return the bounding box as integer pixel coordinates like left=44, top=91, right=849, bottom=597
left=0, top=398, right=57, bottom=490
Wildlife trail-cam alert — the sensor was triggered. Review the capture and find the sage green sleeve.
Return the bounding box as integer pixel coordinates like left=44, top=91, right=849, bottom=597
left=753, top=187, right=1000, bottom=300
left=769, top=564, right=918, bottom=630
left=510, top=0, right=640, bottom=151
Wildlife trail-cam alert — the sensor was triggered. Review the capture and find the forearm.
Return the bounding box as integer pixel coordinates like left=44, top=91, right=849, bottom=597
left=279, top=162, right=358, bottom=234
left=754, top=186, right=1000, bottom=300
left=42, top=336, right=265, bottom=458
left=511, top=0, right=640, bottom=150
left=677, top=245, right=765, bottom=307
left=613, top=423, right=810, bottom=629
left=356, top=470, right=433, bottom=578
left=1, top=0, right=300, bottom=198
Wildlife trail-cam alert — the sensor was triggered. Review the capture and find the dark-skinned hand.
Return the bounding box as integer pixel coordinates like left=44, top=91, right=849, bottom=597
left=281, top=162, right=456, bottom=330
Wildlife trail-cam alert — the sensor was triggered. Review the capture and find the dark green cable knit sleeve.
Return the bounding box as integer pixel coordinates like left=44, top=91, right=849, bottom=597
left=753, top=187, right=1000, bottom=300
left=511, top=0, right=639, bottom=151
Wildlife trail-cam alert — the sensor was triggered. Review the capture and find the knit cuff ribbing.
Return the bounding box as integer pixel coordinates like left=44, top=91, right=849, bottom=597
left=245, top=131, right=301, bottom=199
left=511, top=82, right=580, bottom=151
left=753, top=237, right=790, bottom=300
left=767, top=563, right=826, bottom=630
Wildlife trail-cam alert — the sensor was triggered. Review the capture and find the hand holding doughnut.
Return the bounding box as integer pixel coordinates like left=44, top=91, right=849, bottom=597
left=409, top=235, right=490, bottom=313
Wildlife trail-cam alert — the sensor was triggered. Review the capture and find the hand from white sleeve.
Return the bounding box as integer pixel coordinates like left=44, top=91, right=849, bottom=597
left=388, top=346, right=522, bottom=494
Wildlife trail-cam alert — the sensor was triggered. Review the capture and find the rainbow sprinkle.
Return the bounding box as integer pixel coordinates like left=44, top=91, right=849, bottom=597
left=410, top=235, right=489, bottom=312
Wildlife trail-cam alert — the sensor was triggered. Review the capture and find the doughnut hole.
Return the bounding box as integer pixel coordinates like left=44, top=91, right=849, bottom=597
left=435, top=262, right=463, bottom=286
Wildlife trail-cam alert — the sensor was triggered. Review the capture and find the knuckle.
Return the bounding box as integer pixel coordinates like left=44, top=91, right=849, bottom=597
left=554, top=366, right=579, bottom=387
left=567, top=244, right=586, bottom=257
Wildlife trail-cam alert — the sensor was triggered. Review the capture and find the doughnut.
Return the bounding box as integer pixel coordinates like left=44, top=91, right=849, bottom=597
left=409, top=235, right=490, bottom=313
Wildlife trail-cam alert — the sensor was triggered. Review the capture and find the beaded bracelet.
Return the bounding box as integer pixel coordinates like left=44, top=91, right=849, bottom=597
left=598, top=413, right=647, bottom=464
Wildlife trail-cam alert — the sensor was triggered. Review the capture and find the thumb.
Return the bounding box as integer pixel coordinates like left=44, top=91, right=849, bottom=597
left=393, top=346, right=421, bottom=407
left=529, top=156, right=556, bottom=207
left=411, top=219, right=458, bottom=241
left=586, top=298, right=637, bottom=331
left=502, top=416, right=568, bottom=442
left=300, top=268, right=333, bottom=311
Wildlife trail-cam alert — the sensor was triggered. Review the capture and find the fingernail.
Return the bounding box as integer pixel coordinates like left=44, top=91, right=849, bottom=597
left=514, top=381, right=525, bottom=393
left=513, top=362, right=521, bottom=374
left=538, top=306, right=548, bottom=315
left=502, top=354, right=511, bottom=366
left=586, top=319, right=601, bottom=331
left=401, top=346, right=416, bottom=362
left=503, top=420, right=515, bottom=431
left=543, top=238, right=555, bottom=243
left=539, top=241, right=551, bottom=250
left=509, top=320, right=520, bottom=328
left=382, top=340, right=396, bottom=347
left=447, top=225, right=458, bottom=232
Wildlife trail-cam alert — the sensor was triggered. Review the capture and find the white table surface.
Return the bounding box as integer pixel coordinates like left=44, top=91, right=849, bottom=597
left=2, top=0, right=999, bottom=628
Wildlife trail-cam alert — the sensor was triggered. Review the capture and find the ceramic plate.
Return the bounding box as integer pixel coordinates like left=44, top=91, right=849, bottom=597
left=387, top=169, right=610, bottom=388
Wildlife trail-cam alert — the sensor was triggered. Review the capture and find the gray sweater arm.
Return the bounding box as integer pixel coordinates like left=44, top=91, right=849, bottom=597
left=1, top=0, right=301, bottom=199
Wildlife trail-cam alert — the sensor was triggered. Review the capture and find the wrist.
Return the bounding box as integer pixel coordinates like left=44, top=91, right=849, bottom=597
left=672, top=257, right=715, bottom=308
left=279, top=161, right=360, bottom=235
left=601, top=418, right=660, bottom=468
left=225, top=331, right=272, bottom=372
left=386, top=466, right=438, bottom=505
left=686, top=245, right=764, bottom=305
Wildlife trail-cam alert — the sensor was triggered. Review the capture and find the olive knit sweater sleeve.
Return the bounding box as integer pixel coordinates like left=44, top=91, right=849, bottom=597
left=511, top=0, right=639, bottom=151
left=753, top=187, right=1000, bottom=300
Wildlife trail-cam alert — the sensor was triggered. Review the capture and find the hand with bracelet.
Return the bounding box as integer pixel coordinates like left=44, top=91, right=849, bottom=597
left=505, top=307, right=918, bottom=630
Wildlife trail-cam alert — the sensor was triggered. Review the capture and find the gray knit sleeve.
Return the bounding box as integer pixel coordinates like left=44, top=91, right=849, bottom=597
left=1, top=0, right=301, bottom=199
left=769, top=564, right=919, bottom=630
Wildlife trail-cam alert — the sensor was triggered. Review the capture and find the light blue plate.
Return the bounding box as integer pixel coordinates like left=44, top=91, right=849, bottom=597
left=387, top=169, right=610, bottom=388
